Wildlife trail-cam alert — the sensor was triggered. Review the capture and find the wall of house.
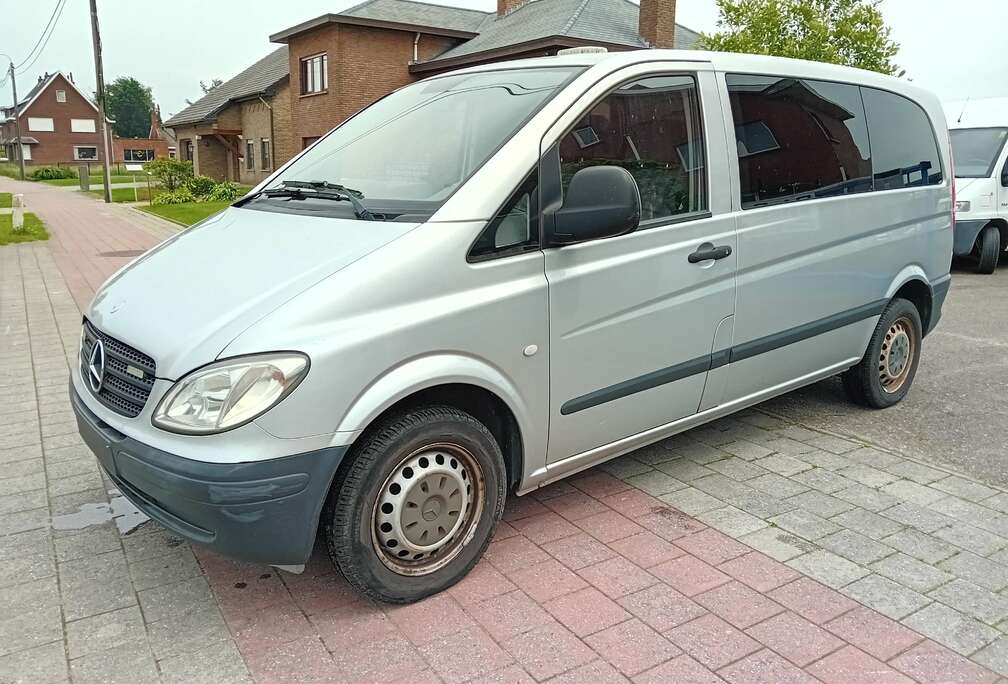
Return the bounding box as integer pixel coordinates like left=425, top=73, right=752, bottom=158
left=285, top=24, right=460, bottom=151
left=110, top=137, right=170, bottom=163
left=271, top=81, right=295, bottom=168
left=238, top=98, right=274, bottom=185
left=170, top=124, right=232, bottom=181
left=9, top=73, right=104, bottom=166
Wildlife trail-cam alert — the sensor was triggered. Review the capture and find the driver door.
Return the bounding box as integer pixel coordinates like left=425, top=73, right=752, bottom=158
left=543, top=66, right=737, bottom=463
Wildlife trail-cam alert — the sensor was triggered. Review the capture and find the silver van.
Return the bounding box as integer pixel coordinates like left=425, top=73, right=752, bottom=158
left=73, top=50, right=953, bottom=603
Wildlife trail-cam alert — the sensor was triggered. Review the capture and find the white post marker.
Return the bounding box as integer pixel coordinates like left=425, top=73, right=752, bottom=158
left=12, top=193, right=24, bottom=233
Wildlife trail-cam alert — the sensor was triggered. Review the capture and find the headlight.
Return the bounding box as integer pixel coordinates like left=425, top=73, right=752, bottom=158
left=153, top=353, right=309, bottom=434
left=955, top=200, right=971, bottom=213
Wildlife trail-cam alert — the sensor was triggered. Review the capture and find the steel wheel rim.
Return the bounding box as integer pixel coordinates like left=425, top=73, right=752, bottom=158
left=372, top=443, right=484, bottom=576
left=879, top=316, right=915, bottom=393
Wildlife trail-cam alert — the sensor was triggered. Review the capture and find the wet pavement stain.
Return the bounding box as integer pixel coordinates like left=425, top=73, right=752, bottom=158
left=51, top=489, right=150, bottom=535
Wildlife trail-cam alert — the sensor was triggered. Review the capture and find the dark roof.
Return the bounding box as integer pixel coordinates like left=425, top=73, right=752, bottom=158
left=164, top=47, right=289, bottom=128
left=342, top=0, right=488, bottom=33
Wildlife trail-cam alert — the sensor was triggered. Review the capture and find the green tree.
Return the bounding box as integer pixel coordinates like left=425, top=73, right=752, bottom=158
left=103, top=77, right=154, bottom=138
left=143, top=158, right=193, bottom=192
left=699, top=0, right=899, bottom=75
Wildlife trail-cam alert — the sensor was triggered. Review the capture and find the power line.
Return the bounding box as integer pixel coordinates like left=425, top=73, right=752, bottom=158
left=16, top=0, right=68, bottom=76
left=14, top=0, right=65, bottom=70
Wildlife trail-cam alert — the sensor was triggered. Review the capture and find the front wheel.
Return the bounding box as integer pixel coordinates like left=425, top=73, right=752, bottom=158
left=976, top=224, right=1001, bottom=274
left=323, top=405, right=506, bottom=603
left=842, top=298, right=922, bottom=409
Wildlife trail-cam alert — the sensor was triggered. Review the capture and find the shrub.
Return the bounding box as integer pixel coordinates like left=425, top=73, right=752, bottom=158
left=151, top=187, right=196, bottom=205
left=205, top=181, right=240, bottom=202
left=29, top=166, right=76, bottom=180
left=186, top=174, right=217, bottom=198
left=143, top=158, right=193, bottom=192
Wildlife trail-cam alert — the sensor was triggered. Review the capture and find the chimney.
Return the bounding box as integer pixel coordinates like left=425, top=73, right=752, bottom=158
left=149, top=104, right=162, bottom=139
left=639, top=0, right=676, bottom=49
left=496, top=0, right=525, bottom=17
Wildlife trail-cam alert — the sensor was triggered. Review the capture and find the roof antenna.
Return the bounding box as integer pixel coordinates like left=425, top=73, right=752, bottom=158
left=957, top=96, right=970, bottom=125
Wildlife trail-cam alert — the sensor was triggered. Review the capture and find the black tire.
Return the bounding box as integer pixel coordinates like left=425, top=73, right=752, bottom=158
left=976, top=225, right=1001, bottom=274
left=323, top=405, right=506, bottom=603
left=842, top=298, right=922, bottom=409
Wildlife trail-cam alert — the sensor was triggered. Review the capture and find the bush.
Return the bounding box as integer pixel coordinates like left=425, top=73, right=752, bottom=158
left=143, top=158, right=192, bottom=192
left=205, top=181, right=240, bottom=202
left=186, top=174, right=217, bottom=198
left=151, top=187, right=196, bottom=205
left=29, top=166, right=76, bottom=180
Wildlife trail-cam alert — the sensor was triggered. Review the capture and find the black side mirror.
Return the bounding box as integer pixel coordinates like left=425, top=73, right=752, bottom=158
left=546, top=166, right=640, bottom=246
left=1001, top=168, right=1008, bottom=187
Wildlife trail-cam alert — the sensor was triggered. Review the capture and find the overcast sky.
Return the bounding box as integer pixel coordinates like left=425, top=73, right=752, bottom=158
left=2, top=0, right=1005, bottom=118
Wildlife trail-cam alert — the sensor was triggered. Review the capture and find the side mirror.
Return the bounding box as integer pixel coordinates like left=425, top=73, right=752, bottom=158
left=547, top=166, right=640, bottom=246
left=1001, top=168, right=1008, bottom=187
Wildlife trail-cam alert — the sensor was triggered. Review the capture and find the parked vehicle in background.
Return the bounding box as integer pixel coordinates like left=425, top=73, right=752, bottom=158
left=950, top=123, right=1008, bottom=273
left=72, top=50, right=953, bottom=604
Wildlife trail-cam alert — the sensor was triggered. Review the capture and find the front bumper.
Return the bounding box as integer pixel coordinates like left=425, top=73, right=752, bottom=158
left=953, top=219, right=988, bottom=257
left=71, top=385, right=348, bottom=566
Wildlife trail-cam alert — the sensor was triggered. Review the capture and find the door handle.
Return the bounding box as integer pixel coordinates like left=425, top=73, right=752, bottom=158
left=688, top=242, right=732, bottom=263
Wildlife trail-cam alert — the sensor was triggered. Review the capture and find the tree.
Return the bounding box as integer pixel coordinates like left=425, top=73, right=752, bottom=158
left=103, top=77, right=154, bottom=138
left=143, top=158, right=193, bottom=192
left=200, top=79, right=223, bottom=94
left=699, top=0, right=899, bottom=75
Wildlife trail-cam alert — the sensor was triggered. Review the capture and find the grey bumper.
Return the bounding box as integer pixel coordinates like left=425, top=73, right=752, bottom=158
left=927, top=275, right=951, bottom=336
left=71, top=386, right=348, bottom=566
left=953, top=219, right=987, bottom=257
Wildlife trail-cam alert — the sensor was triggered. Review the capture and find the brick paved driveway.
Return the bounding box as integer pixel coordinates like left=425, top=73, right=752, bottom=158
left=3, top=177, right=1008, bottom=682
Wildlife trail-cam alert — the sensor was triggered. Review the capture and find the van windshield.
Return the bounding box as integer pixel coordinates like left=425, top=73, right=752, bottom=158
left=951, top=128, right=1008, bottom=178
left=258, top=67, right=580, bottom=218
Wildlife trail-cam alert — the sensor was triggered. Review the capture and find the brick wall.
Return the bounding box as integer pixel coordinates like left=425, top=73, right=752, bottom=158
left=239, top=99, right=273, bottom=185
left=271, top=81, right=295, bottom=167
left=8, top=73, right=104, bottom=166
left=110, top=137, right=169, bottom=164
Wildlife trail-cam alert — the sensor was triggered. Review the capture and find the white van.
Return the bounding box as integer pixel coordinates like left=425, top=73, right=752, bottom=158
left=950, top=118, right=1008, bottom=272
left=73, top=50, right=953, bottom=603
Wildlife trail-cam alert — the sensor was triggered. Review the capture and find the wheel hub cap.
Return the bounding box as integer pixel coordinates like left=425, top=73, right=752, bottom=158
left=879, top=317, right=915, bottom=393
left=373, top=445, right=482, bottom=576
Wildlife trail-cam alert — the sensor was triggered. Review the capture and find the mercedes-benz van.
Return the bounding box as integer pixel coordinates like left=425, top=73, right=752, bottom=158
left=73, top=50, right=953, bottom=603
left=950, top=125, right=1008, bottom=273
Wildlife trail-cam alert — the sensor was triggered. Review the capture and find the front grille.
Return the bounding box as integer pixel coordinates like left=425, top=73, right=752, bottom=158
left=80, top=319, right=156, bottom=417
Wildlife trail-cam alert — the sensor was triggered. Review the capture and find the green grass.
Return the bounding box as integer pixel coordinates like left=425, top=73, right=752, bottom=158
left=140, top=201, right=232, bottom=226
left=87, top=187, right=159, bottom=203
left=0, top=193, right=11, bottom=209
left=42, top=174, right=139, bottom=187
left=0, top=212, right=49, bottom=245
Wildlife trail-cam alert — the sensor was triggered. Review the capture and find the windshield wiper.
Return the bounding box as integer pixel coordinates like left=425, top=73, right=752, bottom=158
left=261, top=180, right=378, bottom=220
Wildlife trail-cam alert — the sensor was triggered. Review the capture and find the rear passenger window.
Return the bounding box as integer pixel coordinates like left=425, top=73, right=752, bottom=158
left=861, top=88, right=943, bottom=189
left=559, top=75, right=707, bottom=224
left=726, top=74, right=872, bottom=208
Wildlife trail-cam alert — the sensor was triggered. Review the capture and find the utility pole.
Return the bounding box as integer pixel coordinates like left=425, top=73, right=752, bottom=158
left=89, top=0, right=112, bottom=203
left=8, top=62, right=26, bottom=181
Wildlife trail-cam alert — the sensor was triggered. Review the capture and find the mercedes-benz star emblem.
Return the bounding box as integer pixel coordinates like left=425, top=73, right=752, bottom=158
left=87, top=339, right=105, bottom=393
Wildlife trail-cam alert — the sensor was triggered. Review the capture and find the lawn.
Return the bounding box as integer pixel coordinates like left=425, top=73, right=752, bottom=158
left=140, top=201, right=233, bottom=226
left=0, top=212, right=49, bottom=245
left=0, top=193, right=11, bottom=209
left=87, top=187, right=159, bottom=203
left=43, top=175, right=139, bottom=187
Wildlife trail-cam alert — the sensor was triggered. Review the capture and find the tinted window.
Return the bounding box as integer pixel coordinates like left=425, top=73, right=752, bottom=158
left=950, top=128, right=1008, bottom=179
left=862, top=87, right=943, bottom=189
left=726, top=74, right=872, bottom=208
left=559, top=75, right=707, bottom=223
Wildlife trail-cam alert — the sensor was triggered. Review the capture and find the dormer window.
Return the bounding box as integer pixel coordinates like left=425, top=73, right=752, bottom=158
left=56, top=90, right=66, bottom=103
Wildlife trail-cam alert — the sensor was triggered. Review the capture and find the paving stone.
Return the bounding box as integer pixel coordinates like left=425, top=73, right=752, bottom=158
left=503, top=622, right=594, bottom=680
left=787, top=550, right=869, bottom=589
left=720, top=440, right=773, bottom=461
left=634, top=654, right=721, bottom=683
left=609, top=532, right=684, bottom=569
left=843, top=574, right=931, bottom=620
left=159, top=639, right=252, bottom=684
left=775, top=425, right=821, bottom=443
left=617, top=583, right=706, bottom=633
left=631, top=444, right=682, bottom=466
left=834, top=484, right=901, bottom=512
left=819, top=529, right=894, bottom=565
left=653, top=460, right=714, bottom=482
left=0, top=471, right=46, bottom=496
left=934, top=523, right=1008, bottom=557
left=718, top=647, right=818, bottom=683
left=932, top=476, right=1000, bottom=503
left=745, top=611, right=844, bottom=667
left=755, top=454, right=812, bottom=477
left=769, top=509, right=840, bottom=541
left=825, top=606, right=923, bottom=661
left=70, top=642, right=161, bottom=684
left=882, top=528, right=959, bottom=564
left=806, top=435, right=861, bottom=454
left=870, top=552, right=953, bottom=593
left=584, top=618, right=680, bottom=676
left=545, top=586, right=631, bottom=638
left=930, top=496, right=998, bottom=525
left=739, top=527, right=816, bottom=562
left=938, top=551, right=1008, bottom=592
left=983, top=493, right=1008, bottom=515
left=147, top=600, right=232, bottom=660
left=53, top=524, right=121, bottom=562
left=881, top=480, right=948, bottom=506
left=705, top=457, right=768, bottom=482
left=622, top=470, right=686, bottom=497
left=790, top=467, right=850, bottom=494
left=137, top=576, right=215, bottom=623
left=903, top=602, right=999, bottom=656
left=0, top=489, right=47, bottom=515
left=748, top=473, right=809, bottom=499
left=59, top=549, right=136, bottom=621
left=838, top=463, right=898, bottom=488
left=690, top=474, right=753, bottom=502
left=832, top=507, right=905, bottom=540
left=599, top=455, right=653, bottom=479
left=843, top=447, right=904, bottom=469
left=0, top=641, right=69, bottom=684
left=678, top=441, right=731, bottom=465
left=66, top=605, right=146, bottom=659
left=799, top=450, right=855, bottom=471
left=650, top=555, right=731, bottom=598
left=657, top=487, right=724, bottom=515
left=718, top=551, right=801, bottom=593
left=785, top=490, right=855, bottom=518
left=674, top=528, right=750, bottom=566
left=665, top=613, right=761, bottom=670
left=886, top=461, right=949, bottom=485
left=972, top=636, right=1008, bottom=677
left=695, top=506, right=767, bottom=538
left=763, top=437, right=819, bottom=458
left=730, top=490, right=794, bottom=519
left=890, top=639, right=999, bottom=684
left=694, top=580, right=784, bottom=629
left=0, top=605, right=62, bottom=657
left=807, top=645, right=913, bottom=683
left=929, top=579, right=1008, bottom=626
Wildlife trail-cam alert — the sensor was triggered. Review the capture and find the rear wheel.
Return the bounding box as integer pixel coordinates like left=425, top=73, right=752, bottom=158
left=976, top=224, right=1001, bottom=274
left=842, top=298, right=922, bottom=409
left=323, top=405, right=506, bottom=603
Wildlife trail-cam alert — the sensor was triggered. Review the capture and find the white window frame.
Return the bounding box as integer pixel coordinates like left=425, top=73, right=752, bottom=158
left=300, top=53, right=328, bottom=94
left=73, top=145, right=98, bottom=161
left=27, top=117, right=55, bottom=132
left=260, top=138, right=270, bottom=171
left=71, top=118, right=97, bottom=133
left=56, top=90, right=66, bottom=103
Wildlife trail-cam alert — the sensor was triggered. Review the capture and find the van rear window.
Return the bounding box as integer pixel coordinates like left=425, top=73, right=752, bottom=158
left=861, top=87, right=943, bottom=189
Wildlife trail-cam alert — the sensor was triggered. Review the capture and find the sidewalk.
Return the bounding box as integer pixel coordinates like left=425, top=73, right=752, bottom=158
left=1, top=174, right=1006, bottom=682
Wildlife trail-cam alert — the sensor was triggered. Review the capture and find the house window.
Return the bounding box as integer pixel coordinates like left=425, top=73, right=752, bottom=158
left=246, top=140, right=254, bottom=170
left=300, top=54, right=327, bottom=94
left=124, top=149, right=155, bottom=162
left=260, top=138, right=270, bottom=170
left=74, top=146, right=98, bottom=161
left=22, top=144, right=32, bottom=161
left=184, top=140, right=194, bottom=161
left=168, top=147, right=176, bottom=159
left=71, top=118, right=97, bottom=133
left=28, top=117, right=55, bottom=132
left=56, top=90, right=66, bottom=103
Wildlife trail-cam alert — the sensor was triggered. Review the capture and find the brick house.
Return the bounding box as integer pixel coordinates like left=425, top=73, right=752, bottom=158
left=166, top=0, right=696, bottom=181
left=163, top=48, right=292, bottom=185
left=110, top=106, right=177, bottom=166
left=1, top=71, right=107, bottom=167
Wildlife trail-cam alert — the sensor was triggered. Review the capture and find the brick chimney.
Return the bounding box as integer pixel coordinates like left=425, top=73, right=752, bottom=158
left=149, top=104, right=163, bottom=140
left=497, top=0, right=526, bottom=17
left=639, top=0, right=676, bottom=48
